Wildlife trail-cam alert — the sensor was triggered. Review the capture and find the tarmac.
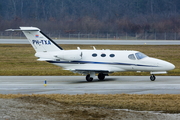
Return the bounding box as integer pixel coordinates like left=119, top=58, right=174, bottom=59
left=0, top=76, right=180, bottom=94
left=1, top=39, right=180, bottom=45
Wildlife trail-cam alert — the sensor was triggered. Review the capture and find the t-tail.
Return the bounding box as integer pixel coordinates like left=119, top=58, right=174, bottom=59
left=6, top=27, right=63, bottom=52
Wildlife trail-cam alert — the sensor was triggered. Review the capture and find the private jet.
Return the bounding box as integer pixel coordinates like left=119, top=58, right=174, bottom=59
left=6, top=27, right=175, bottom=82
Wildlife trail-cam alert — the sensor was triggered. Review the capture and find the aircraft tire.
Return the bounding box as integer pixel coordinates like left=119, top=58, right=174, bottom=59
left=150, top=74, right=156, bottom=81
left=98, top=73, right=105, bottom=80
left=86, top=74, right=93, bottom=82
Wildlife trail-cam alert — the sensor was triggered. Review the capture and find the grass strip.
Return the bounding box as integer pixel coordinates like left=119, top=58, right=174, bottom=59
left=1, top=94, right=180, bottom=113
left=0, top=44, right=179, bottom=76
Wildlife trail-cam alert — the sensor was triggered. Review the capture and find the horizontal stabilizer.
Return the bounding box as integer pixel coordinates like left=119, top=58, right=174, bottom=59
left=5, top=29, right=22, bottom=31
left=6, top=27, right=40, bottom=31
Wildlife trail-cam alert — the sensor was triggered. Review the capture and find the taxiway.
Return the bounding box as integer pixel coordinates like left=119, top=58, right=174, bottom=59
left=0, top=76, right=180, bottom=94
left=0, top=39, right=180, bottom=45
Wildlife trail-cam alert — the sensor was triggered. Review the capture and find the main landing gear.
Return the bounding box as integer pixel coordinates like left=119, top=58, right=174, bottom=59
left=150, top=74, right=156, bottom=81
left=86, top=74, right=93, bottom=82
left=86, top=73, right=106, bottom=82
left=98, top=73, right=105, bottom=80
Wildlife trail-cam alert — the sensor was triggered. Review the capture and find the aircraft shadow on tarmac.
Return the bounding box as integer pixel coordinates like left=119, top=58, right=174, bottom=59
left=69, top=78, right=117, bottom=84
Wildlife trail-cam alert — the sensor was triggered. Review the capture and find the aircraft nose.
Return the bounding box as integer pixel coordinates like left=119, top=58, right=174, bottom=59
left=167, top=62, right=175, bottom=70
left=148, top=57, right=175, bottom=71
left=161, top=61, right=175, bottom=71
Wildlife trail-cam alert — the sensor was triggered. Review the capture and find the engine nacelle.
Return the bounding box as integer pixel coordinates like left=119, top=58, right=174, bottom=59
left=56, top=50, right=82, bottom=61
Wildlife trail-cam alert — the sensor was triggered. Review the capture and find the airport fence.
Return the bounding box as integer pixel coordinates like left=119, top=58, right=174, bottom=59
left=1, top=32, right=180, bottom=40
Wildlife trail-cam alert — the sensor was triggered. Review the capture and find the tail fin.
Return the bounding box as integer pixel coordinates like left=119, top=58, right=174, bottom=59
left=6, top=27, right=63, bottom=52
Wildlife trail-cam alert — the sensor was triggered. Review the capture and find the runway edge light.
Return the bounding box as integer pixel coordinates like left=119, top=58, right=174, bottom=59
left=44, top=79, right=47, bottom=87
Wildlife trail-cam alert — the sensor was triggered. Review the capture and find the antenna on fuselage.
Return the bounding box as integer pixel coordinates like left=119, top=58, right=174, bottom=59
left=77, top=47, right=81, bottom=50
left=90, top=46, right=96, bottom=50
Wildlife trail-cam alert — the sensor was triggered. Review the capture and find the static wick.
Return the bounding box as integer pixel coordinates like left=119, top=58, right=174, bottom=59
left=44, top=79, right=47, bottom=87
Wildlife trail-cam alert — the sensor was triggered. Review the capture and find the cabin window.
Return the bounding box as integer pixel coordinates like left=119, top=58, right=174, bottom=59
left=135, top=52, right=147, bottom=60
left=128, top=54, right=136, bottom=60
left=92, top=53, right=97, bottom=57
left=110, top=54, right=115, bottom=57
left=101, top=53, right=106, bottom=57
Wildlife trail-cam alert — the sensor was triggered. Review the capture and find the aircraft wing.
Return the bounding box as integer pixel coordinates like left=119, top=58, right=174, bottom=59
left=74, top=69, right=110, bottom=73
left=66, top=67, right=126, bottom=73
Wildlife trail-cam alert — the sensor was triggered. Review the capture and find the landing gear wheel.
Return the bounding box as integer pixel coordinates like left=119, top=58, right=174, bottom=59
left=150, top=74, right=156, bottom=81
left=98, top=73, right=105, bottom=80
left=86, top=74, right=93, bottom=82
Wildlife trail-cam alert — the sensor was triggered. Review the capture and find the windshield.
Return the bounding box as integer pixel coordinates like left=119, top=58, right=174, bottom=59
left=135, top=52, right=148, bottom=60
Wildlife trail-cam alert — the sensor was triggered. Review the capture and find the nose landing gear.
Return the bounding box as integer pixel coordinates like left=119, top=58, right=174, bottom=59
left=150, top=74, right=156, bottom=81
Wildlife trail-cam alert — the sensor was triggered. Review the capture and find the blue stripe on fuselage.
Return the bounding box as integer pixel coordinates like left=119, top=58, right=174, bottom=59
left=47, top=61, right=158, bottom=67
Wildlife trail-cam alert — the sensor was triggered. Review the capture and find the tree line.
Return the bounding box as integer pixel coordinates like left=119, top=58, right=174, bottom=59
left=1, top=0, right=180, bottom=35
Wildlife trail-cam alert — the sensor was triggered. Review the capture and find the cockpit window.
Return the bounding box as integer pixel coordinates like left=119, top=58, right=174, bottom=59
left=128, top=54, right=136, bottom=60
left=135, top=52, right=148, bottom=60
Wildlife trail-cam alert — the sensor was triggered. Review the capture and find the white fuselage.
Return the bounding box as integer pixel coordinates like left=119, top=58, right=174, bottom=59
left=35, top=49, right=175, bottom=74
